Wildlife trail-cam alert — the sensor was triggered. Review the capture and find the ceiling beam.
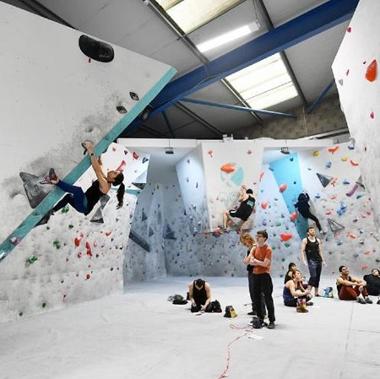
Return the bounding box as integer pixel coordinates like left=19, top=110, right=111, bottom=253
left=149, top=0, right=359, bottom=116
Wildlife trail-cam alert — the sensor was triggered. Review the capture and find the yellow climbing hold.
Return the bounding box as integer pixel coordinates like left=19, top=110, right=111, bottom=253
left=312, top=151, right=320, bottom=157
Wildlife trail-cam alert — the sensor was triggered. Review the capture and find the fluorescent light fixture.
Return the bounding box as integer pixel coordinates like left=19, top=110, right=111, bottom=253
left=197, top=24, right=256, bottom=53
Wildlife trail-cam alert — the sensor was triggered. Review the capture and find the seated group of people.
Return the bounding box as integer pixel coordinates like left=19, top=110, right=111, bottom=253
left=283, top=263, right=380, bottom=311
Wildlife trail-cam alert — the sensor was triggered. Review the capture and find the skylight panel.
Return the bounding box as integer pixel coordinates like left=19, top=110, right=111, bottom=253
left=226, top=53, right=298, bottom=109
left=156, top=0, right=241, bottom=33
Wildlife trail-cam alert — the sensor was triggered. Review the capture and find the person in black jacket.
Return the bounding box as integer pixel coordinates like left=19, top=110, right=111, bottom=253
left=364, top=269, right=380, bottom=302
left=295, top=192, right=322, bottom=232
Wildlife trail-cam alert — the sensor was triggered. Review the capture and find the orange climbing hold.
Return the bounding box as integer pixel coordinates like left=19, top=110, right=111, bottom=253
left=220, top=163, right=235, bottom=174
left=328, top=146, right=339, bottom=154
left=365, top=59, right=377, bottom=82
left=280, top=232, right=293, bottom=242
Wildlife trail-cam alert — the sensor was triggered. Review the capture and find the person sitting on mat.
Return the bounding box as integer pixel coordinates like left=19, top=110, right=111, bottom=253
left=283, top=270, right=313, bottom=312
left=42, top=141, right=125, bottom=217
left=188, top=278, right=212, bottom=313
left=336, top=265, right=372, bottom=304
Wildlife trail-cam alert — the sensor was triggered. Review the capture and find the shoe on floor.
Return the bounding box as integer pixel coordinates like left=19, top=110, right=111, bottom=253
left=377, top=299, right=380, bottom=305
left=357, top=297, right=366, bottom=304
left=247, top=311, right=257, bottom=316
left=267, top=322, right=275, bottom=329
left=251, top=316, right=266, bottom=329
left=306, top=301, right=314, bottom=306
left=365, top=297, right=373, bottom=304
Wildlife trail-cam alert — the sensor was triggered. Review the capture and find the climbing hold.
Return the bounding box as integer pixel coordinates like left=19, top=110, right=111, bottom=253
left=26, top=255, right=38, bottom=265
left=132, top=152, right=139, bottom=160
left=208, top=150, right=213, bottom=158
left=365, top=59, right=377, bottom=82
left=290, top=212, right=297, bottom=222
left=325, top=161, right=332, bottom=169
left=85, top=273, right=91, bottom=280
left=280, top=232, right=293, bottom=242
left=220, top=163, right=235, bottom=174
left=328, top=146, right=339, bottom=154
left=370, top=111, right=375, bottom=119
left=53, top=240, right=61, bottom=249
left=316, top=173, right=334, bottom=188
left=347, top=26, right=352, bottom=33
left=129, top=91, right=139, bottom=101
left=261, top=201, right=269, bottom=210
left=312, top=151, right=320, bottom=157
left=341, top=156, right=348, bottom=162
left=279, top=184, right=287, bottom=193
left=350, top=160, right=359, bottom=167
left=74, top=237, right=81, bottom=247
left=259, top=172, right=264, bottom=181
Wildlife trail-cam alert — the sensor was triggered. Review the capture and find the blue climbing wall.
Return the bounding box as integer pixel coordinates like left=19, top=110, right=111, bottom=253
left=269, top=153, right=309, bottom=237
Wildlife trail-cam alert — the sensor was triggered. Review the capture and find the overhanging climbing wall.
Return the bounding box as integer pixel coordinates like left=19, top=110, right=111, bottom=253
left=0, top=2, right=175, bottom=256
left=332, top=0, right=380, bottom=230
left=0, top=2, right=175, bottom=321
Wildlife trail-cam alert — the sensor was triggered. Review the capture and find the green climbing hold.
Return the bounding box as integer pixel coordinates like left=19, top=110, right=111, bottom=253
left=26, top=255, right=38, bottom=265
left=284, top=243, right=291, bottom=248
left=61, top=206, right=70, bottom=214
left=68, top=224, right=74, bottom=229
left=53, top=240, right=61, bottom=249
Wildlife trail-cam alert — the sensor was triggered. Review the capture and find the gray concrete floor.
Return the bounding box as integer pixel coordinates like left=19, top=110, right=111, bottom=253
left=0, top=276, right=379, bottom=379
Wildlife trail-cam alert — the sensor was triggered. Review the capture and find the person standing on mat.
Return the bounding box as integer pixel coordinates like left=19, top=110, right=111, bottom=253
left=248, top=230, right=276, bottom=329
left=42, top=141, right=125, bottom=217
left=223, top=185, right=255, bottom=232
left=241, top=233, right=266, bottom=317
left=301, top=226, right=325, bottom=297
left=188, top=278, right=212, bottom=312
left=295, top=192, right=322, bottom=232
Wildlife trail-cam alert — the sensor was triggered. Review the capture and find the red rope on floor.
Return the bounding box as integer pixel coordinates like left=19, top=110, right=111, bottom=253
left=217, top=331, right=250, bottom=379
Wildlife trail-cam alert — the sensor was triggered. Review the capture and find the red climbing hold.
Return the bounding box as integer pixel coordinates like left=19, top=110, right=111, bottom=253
left=105, top=231, right=112, bottom=237
left=208, top=150, right=213, bottom=158
left=259, top=171, right=264, bottom=182
left=85, top=241, right=92, bottom=257
left=328, top=146, right=339, bottom=154
left=261, top=201, right=269, bottom=210
left=220, top=163, right=235, bottom=174
left=280, top=232, right=293, bottom=242
left=350, top=160, right=359, bottom=167
left=85, top=273, right=91, bottom=280
left=116, top=160, right=126, bottom=172
left=347, top=26, right=352, bottom=33
left=290, top=212, right=297, bottom=222
left=74, top=237, right=81, bottom=247
left=365, top=59, right=377, bottom=82
left=370, top=111, right=375, bottom=119
left=132, top=151, right=139, bottom=160
left=279, top=184, right=287, bottom=193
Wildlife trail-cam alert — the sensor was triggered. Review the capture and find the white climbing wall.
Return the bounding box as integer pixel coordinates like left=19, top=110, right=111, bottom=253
left=332, top=0, right=380, bottom=230
left=0, top=2, right=175, bottom=321
left=201, top=140, right=264, bottom=231
left=0, top=1, right=175, bottom=243
left=0, top=144, right=150, bottom=322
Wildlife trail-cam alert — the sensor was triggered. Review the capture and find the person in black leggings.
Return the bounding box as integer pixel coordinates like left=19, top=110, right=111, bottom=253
left=301, top=226, right=325, bottom=296
left=295, top=192, right=322, bottom=231
left=188, top=278, right=212, bottom=312
left=43, top=141, right=125, bottom=217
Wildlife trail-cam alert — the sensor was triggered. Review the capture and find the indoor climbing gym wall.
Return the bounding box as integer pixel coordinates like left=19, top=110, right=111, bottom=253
left=0, top=1, right=175, bottom=256
left=0, top=2, right=175, bottom=321
left=332, top=0, right=380, bottom=230
left=201, top=140, right=264, bottom=231
left=0, top=143, right=150, bottom=322
left=255, top=142, right=379, bottom=278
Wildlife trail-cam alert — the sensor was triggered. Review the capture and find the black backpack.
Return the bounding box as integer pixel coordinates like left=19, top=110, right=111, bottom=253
left=207, top=300, right=222, bottom=313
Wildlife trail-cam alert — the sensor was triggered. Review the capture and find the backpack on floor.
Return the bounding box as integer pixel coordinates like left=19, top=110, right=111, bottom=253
left=170, top=294, right=188, bottom=305
left=205, top=300, right=222, bottom=313
left=224, top=305, right=237, bottom=318
left=323, top=287, right=334, bottom=298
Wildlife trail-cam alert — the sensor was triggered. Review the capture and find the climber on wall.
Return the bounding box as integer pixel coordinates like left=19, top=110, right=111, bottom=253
left=41, top=141, right=125, bottom=219
left=223, top=185, right=255, bottom=232
left=294, top=192, right=323, bottom=232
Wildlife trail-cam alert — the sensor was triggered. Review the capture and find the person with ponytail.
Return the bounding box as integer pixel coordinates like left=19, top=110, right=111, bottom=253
left=42, top=141, right=125, bottom=216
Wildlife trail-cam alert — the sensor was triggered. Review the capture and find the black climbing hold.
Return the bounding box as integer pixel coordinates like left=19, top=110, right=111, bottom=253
left=116, top=105, right=127, bottom=114
left=129, top=92, right=139, bottom=101
left=79, top=35, right=114, bottom=63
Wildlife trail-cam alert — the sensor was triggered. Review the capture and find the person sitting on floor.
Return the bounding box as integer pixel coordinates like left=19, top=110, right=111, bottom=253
left=363, top=268, right=380, bottom=303
left=336, top=265, right=373, bottom=304
left=283, top=270, right=313, bottom=312
left=284, top=262, right=297, bottom=284
left=188, top=278, right=212, bottom=312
